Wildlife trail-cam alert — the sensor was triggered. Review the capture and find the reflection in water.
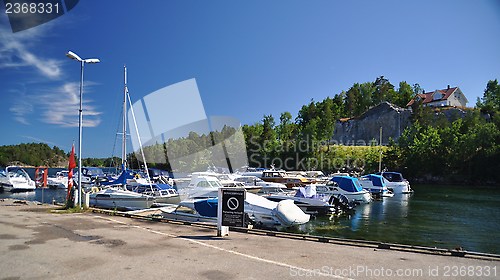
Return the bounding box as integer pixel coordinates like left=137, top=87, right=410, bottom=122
left=306, top=185, right=500, bottom=254
left=1, top=184, right=499, bottom=254
left=0, top=188, right=66, bottom=205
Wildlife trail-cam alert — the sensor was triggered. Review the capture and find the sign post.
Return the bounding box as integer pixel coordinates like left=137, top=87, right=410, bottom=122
left=217, top=187, right=245, bottom=237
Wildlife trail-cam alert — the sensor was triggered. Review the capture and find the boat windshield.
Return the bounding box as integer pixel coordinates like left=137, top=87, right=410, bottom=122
left=352, top=179, right=364, bottom=192
left=383, top=172, right=404, bottom=182
left=208, top=180, right=223, bottom=188
left=8, top=168, right=28, bottom=178
left=326, top=180, right=336, bottom=186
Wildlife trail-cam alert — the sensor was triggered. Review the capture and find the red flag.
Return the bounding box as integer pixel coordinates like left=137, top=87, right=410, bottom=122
left=66, top=144, right=76, bottom=201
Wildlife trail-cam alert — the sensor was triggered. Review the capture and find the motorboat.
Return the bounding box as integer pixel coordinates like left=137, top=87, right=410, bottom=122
left=263, top=185, right=339, bottom=216
left=245, top=192, right=310, bottom=229
left=189, top=171, right=261, bottom=193
left=237, top=166, right=265, bottom=178
left=159, top=200, right=218, bottom=224
left=376, top=171, right=413, bottom=194
left=315, top=176, right=372, bottom=204
left=181, top=175, right=223, bottom=199
left=146, top=168, right=173, bottom=185
left=233, top=175, right=291, bottom=194
left=260, top=169, right=313, bottom=189
left=179, top=174, right=261, bottom=199
left=359, top=174, right=394, bottom=197
left=304, top=170, right=329, bottom=183
left=46, top=170, right=69, bottom=189
left=89, top=187, right=156, bottom=211
left=160, top=192, right=310, bottom=229
left=74, top=167, right=110, bottom=188
left=0, top=166, right=36, bottom=192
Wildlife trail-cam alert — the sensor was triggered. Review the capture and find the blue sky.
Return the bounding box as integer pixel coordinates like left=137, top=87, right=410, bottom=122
left=0, top=0, right=499, bottom=158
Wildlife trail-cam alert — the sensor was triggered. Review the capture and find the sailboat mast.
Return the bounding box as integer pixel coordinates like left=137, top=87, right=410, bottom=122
left=122, top=65, right=127, bottom=170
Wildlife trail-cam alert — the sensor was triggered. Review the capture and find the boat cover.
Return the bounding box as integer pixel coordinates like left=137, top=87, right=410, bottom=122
left=100, top=169, right=135, bottom=186
left=194, top=198, right=218, bottom=217
left=362, top=174, right=386, bottom=187
left=330, top=176, right=363, bottom=192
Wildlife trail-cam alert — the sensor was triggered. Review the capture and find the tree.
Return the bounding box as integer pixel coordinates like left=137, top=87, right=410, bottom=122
left=395, top=81, right=414, bottom=108
left=477, top=79, right=500, bottom=116
left=373, top=76, right=396, bottom=104
left=277, top=112, right=294, bottom=142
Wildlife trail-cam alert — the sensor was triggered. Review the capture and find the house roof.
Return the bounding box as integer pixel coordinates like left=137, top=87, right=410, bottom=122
left=406, top=87, right=458, bottom=107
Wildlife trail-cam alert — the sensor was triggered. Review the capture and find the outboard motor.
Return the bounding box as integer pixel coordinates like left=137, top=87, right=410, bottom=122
left=328, top=194, right=355, bottom=214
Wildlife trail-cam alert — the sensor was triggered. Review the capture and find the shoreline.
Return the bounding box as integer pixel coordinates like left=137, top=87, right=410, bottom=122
left=0, top=198, right=498, bottom=280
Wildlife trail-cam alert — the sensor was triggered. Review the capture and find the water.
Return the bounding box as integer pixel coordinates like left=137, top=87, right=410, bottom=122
left=0, top=188, right=67, bottom=205
left=300, top=184, right=500, bottom=254
left=1, top=182, right=499, bottom=254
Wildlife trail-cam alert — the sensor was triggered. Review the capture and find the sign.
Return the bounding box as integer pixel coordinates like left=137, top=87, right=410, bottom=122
left=221, top=188, right=245, bottom=227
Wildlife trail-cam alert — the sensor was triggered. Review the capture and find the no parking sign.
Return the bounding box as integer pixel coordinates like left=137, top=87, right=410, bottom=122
left=219, top=188, right=245, bottom=227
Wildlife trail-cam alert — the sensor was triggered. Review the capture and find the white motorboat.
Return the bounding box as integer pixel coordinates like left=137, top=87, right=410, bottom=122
left=315, top=176, right=372, bottom=204
left=245, top=192, right=310, bottom=229
left=376, top=172, right=413, bottom=194
left=159, top=192, right=310, bottom=229
left=359, top=174, right=394, bottom=197
left=46, top=170, right=69, bottom=189
left=180, top=175, right=223, bottom=199
left=189, top=171, right=262, bottom=193
left=0, top=166, right=36, bottom=192
left=74, top=167, right=108, bottom=188
left=159, top=201, right=218, bottom=224
left=262, top=185, right=336, bottom=216
left=89, top=187, right=156, bottom=211
left=233, top=175, right=291, bottom=194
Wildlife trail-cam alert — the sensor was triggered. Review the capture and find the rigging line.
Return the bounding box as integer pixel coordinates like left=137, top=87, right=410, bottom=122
left=126, top=89, right=153, bottom=191
left=108, top=104, right=123, bottom=169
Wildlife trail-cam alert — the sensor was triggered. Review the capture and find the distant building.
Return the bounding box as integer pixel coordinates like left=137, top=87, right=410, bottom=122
left=406, top=85, right=468, bottom=108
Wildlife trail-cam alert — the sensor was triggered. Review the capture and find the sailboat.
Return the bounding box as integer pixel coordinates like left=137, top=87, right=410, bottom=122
left=90, top=66, right=179, bottom=210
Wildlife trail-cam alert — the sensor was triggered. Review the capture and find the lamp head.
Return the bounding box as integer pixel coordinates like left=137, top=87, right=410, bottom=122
left=66, top=51, right=82, bottom=62
left=84, top=58, right=100, bottom=64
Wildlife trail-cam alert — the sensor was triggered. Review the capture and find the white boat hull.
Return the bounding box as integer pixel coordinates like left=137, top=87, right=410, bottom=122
left=89, top=188, right=156, bottom=211
left=385, top=181, right=412, bottom=194
left=0, top=166, right=36, bottom=192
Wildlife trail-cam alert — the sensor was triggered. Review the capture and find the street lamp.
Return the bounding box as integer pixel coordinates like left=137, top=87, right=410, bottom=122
left=66, top=50, right=100, bottom=208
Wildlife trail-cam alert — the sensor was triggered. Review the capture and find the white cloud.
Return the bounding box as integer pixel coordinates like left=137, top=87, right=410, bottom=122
left=0, top=25, right=62, bottom=79
left=1, top=21, right=102, bottom=128
left=8, top=90, right=33, bottom=125
left=39, top=82, right=102, bottom=127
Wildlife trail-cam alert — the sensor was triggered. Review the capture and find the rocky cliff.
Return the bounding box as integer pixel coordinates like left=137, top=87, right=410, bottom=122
left=331, top=102, right=412, bottom=145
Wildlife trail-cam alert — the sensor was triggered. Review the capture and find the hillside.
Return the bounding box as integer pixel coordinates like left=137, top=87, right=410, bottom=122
left=0, top=143, right=68, bottom=167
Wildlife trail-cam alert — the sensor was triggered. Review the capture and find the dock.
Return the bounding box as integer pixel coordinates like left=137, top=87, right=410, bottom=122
left=0, top=199, right=498, bottom=280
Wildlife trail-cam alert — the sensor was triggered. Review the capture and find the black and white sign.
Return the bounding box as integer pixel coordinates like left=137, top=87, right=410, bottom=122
left=221, top=188, right=245, bottom=227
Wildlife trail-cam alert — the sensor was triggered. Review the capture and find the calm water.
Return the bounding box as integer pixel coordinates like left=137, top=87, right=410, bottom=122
left=300, top=184, right=500, bottom=254
left=1, top=182, right=499, bottom=254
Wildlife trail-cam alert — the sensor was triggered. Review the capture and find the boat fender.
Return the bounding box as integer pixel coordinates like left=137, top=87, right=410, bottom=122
left=91, top=186, right=99, bottom=193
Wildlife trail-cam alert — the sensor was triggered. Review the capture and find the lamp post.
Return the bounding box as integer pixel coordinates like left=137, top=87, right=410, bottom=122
left=66, top=51, right=100, bottom=208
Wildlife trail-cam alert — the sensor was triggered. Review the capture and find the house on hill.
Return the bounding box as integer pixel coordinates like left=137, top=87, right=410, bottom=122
left=406, top=85, right=468, bottom=108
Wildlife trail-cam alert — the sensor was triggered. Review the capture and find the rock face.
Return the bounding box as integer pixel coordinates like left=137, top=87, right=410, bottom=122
left=331, top=102, right=412, bottom=145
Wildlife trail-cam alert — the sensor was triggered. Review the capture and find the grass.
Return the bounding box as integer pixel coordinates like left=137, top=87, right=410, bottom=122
left=50, top=205, right=90, bottom=214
